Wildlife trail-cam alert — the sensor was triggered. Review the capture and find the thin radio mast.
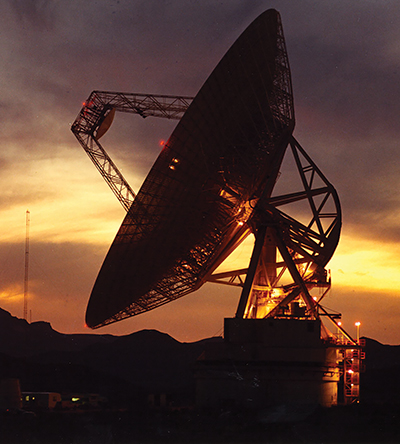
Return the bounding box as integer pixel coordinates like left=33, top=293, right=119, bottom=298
left=23, top=210, right=30, bottom=321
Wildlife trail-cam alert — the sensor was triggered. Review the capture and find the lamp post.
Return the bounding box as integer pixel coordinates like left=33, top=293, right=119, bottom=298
left=355, top=322, right=361, bottom=344
left=336, top=321, right=342, bottom=344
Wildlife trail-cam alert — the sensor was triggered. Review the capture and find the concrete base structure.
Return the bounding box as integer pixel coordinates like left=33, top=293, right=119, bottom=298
left=195, top=318, right=340, bottom=412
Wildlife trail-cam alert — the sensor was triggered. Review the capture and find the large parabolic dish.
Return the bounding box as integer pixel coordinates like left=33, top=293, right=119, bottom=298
left=85, top=9, right=295, bottom=328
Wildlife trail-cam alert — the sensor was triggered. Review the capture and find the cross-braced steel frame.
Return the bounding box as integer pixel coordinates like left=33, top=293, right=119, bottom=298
left=71, top=91, right=193, bottom=211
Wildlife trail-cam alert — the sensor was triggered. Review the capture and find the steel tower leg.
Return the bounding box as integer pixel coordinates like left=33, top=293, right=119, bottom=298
left=235, top=224, right=267, bottom=318
left=272, top=228, right=317, bottom=314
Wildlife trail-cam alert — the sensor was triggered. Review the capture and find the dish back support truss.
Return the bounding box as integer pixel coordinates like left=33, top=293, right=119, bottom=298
left=235, top=135, right=341, bottom=320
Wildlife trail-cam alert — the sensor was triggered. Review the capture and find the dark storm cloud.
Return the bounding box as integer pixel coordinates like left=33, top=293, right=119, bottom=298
left=5, top=0, right=398, bottom=126
left=1, top=1, right=268, bottom=150
left=6, top=0, right=266, bottom=94
left=286, top=2, right=400, bottom=137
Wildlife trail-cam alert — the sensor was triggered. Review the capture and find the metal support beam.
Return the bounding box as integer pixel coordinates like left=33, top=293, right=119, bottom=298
left=71, top=91, right=193, bottom=211
left=235, top=224, right=267, bottom=318
left=272, top=228, right=317, bottom=314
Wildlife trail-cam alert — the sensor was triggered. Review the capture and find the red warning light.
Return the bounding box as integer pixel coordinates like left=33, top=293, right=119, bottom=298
left=159, top=140, right=165, bottom=147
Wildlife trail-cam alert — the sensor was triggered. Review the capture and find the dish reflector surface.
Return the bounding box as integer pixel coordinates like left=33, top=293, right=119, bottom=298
left=86, top=9, right=295, bottom=328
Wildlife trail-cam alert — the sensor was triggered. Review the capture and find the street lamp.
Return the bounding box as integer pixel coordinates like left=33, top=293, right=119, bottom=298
left=336, top=321, right=342, bottom=343
left=355, top=322, right=361, bottom=343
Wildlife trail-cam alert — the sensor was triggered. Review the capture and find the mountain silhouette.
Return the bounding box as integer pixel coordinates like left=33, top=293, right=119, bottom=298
left=0, top=306, right=399, bottom=407
left=0, top=307, right=222, bottom=405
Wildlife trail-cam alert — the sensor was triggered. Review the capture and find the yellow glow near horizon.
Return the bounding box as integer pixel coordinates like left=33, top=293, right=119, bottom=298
left=2, top=140, right=399, bottom=343
left=0, top=145, right=128, bottom=245
left=0, top=284, right=24, bottom=312
left=329, top=233, right=400, bottom=293
left=213, top=229, right=400, bottom=297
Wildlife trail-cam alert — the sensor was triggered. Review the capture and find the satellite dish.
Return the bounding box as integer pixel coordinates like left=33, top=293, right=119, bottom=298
left=74, top=9, right=340, bottom=329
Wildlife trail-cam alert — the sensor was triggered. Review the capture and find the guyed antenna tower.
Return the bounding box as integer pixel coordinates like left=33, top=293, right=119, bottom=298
left=23, top=210, right=30, bottom=321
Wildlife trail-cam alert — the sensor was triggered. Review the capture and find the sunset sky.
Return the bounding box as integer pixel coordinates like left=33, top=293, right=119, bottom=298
left=0, top=0, right=399, bottom=344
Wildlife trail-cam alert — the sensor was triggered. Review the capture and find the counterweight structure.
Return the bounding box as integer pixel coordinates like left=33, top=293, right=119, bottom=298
left=72, top=9, right=363, bottom=407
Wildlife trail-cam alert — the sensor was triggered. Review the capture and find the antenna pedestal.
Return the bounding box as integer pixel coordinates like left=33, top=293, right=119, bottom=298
left=195, top=317, right=340, bottom=411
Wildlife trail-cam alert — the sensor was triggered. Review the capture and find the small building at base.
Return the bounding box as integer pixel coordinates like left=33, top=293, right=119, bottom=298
left=22, top=392, right=62, bottom=410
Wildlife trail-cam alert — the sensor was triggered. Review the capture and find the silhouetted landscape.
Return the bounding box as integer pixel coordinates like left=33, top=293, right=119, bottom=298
left=1, top=306, right=400, bottom=443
